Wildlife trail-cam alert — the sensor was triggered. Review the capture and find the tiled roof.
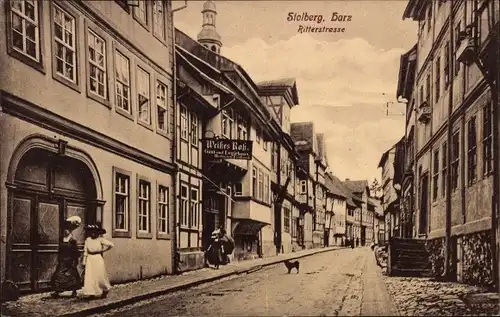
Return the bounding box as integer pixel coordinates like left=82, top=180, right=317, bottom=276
left=343, top=180, right=369, bottom=194
left=325, top=173, right=346, bottom=198
left=368, top=197, right=384, bottom=216
left=316, top=133, right=326, bottom=162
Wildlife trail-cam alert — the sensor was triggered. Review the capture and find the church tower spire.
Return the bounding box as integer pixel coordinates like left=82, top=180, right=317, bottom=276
left=197, top=1, right=222, bottom=54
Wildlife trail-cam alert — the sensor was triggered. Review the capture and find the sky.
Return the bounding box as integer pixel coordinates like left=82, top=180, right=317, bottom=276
left=173, top=0, right=418, bottom=183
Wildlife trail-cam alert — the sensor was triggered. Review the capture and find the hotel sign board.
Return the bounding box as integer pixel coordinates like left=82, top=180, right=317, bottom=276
left=202, top=138, right=253, bottom=160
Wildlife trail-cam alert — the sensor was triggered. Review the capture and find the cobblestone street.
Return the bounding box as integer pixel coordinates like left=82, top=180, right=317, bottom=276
left=383, top=276, right=500, bottom=316
left=89, top=248, right=396, bottom=317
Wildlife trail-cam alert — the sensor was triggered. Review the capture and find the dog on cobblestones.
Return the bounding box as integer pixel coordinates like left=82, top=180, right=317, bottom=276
left=284, top=260, right=300, bottom=274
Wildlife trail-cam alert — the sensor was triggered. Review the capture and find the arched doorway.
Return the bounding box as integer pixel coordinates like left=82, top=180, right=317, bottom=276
left=7, top=144, right=101, bottom=293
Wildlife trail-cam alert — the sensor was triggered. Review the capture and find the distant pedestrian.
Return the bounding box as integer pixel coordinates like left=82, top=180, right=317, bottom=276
left=356, top=237, right=359, bottom=247
left=81, top=223, right=114, bottom=299
left=350, top=238, right=354, bottom=249
left=50, top=216, right=82, bottom=298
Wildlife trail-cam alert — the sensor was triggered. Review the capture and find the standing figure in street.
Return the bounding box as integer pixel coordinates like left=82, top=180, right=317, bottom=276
left=350, top=238, right=354, bottom=249
left=50, top=216, right=83, bottom=298
left=356, top=237, right=359, bottom=247
left=205, top=226, right=224, bottom=269
left=81, top=224, right=114, bottom=298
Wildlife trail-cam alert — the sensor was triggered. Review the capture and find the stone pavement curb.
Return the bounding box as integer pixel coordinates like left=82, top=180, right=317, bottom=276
left=59, top=247, right=341, bottom=317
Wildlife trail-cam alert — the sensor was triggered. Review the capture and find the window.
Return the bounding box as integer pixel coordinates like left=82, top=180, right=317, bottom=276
left=88, top=30, right=107, bottom=99
left=454, top=23, right=461, bottom=76
left=425, top=74, right=431, bottom=103
left=435, top=56, right=441, bottom=100
left=258, top=170, right=264, bottom=201
left=432, top=149, right=439, bottom=201
left=236, top=114, right=247, bottom=140
left=256, top=127, right=261, bottom=144
left=252, top=167, right=257, bottom=198
left=444, top=42, right=450, bottom=88
left=52, top=4, right=77, bottom=84
left=113, top=170, right=130, bottom=236
left=133, top=0, right=147, bottom=25
left=180, top=185, right=189, bottom=227
left=157, top=186, right=169, bottom=235
left=263, top=141, right=268, bottom=151
left=190, top=113, right=198, bottom=144
left=156, top=81, right=168, bottom=132
left=138, top=180, right=151, bottom=234
left=300, top=180, right=307, bottom=194
left=152, top=1, right=165, bottom=40
left=234, top=183, right=243, bottom=196
left=222, top=109, right=233, bottom=139
left=451, top=131, right=460, bottom=191
left=284, top=207, right=291, bottom=233
left=483, top=103, right=493, bottom=175
left=264, top=174, right=270, bottom=203
left=441, top=141, right=447, bottom=198
left=9, top=0, right=40, bottom=62
left=419, top=86, right=424, bottom=104
left=115, top=51, right=131, bottom=113
left=137, top=67, right=150, bottom=124
left=292, top=217, right=297, bottom=237
left=180, top=106, right=188, bottom=140
left=467, top=116, right=477, bottom=185
left=427, top=7, right=432, bottom=32
left=190, top=189, right=199, bottom=229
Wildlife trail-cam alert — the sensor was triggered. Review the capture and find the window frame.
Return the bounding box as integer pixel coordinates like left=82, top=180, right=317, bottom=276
left=299, top=180, right=307, bottom=194
left=258, top=169, right=264, bottom=201
left=180, top=183, right=189, bottom=229
left=152, top=0, right=166, bottom=44
left=157, top=183, right=170, bottom=239
left=155, top=79, right=169, bottom=135
left=180, top=105, right=188, bottom=140
left=467, top=116, right=478, bottom=186
left=444, top=42, right=450, bottom=88
left=441, top=141, right=447, bottom=198
left=50, top=1, right=80, bottom=92
left=6, top=0, right=45, bottom=73
left=133, top=0, right=149, bottom=30
left=112, top=167, right=132, bottom=238
left=234, top=182, right=243, bottom=196
left=113, top=46, right=133, bottom=120
left=136, top=176, right=152, bottom=239
left=482, top=102, right=493, bottom=176
left=189, top=187, right=199, bottom=230
left=435, top=56, right=441, bottom=101
left=283, top=207, right=291, bottom=233
left=84, top=21, right=111, bottom=107
left=451, top=131, right=460, bottom=191
left=252, top=167, right=258, bottom=198
left=136, top=66, right=152, bottom=127
left=432, top=148, right=440, bottom=201
left=190, top=112, right=199, bottom=146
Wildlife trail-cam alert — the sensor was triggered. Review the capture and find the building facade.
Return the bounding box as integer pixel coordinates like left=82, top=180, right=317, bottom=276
left=314, top=133, right=328, bottom=248
left=343, top=180, right=375, bottom=246
left=325, top=173, right=348, bottom=246
left=291, top=122, right=318, bottom=249
left=257, top=78, right=301, bottom=254
left=0, top=0, right=177, bottom=292
left=403, top=0, right=498, bottom=286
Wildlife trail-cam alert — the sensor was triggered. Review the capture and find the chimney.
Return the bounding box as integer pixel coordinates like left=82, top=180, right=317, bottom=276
left=345, top=178, right=350, bottom=181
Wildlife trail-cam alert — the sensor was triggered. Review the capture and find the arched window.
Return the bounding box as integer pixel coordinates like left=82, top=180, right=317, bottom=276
left=211, top=46, right=217, bottom=52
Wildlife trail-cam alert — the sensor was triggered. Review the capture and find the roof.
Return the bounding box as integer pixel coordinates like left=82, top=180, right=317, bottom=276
left=257, top=78, right=299, bottom=106
left=343, top=180, right=369, bottom=195
left=378, top=147, right=393, bottom=169
left=368, top=197, right=383, bottom=216
left=202, top=0, right=216, bottom=12
left=403, top=0, right=429, bottom=21
left=316, top=133, right=326, bottom=163
left=290, top=122, right=316, bottom=153
left=325, top=173, right=346, bottom=198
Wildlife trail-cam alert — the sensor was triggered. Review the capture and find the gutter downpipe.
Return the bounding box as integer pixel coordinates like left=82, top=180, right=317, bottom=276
left=444, top=1, right=454, bottom=280
left=172, top=0, right=188, bottom=275
left=495, top=5, right=500, bottom=294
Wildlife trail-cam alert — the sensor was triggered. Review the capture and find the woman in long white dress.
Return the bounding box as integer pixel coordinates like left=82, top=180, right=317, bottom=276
left=81, top=224, right=114, bottom=298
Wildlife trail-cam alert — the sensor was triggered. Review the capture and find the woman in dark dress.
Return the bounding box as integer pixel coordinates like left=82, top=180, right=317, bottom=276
left=50, top=216, right=82, bottom=298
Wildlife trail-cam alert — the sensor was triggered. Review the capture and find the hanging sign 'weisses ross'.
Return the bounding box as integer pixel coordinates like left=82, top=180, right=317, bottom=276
left=202, top=138, right=253, bottom=160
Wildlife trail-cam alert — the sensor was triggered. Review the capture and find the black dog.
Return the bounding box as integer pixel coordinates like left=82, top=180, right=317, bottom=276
left=284, top=260, right=300, bottom=274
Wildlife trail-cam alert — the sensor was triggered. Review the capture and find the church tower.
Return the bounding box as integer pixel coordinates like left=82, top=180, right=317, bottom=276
left=197, top=0, right=222, bottom=54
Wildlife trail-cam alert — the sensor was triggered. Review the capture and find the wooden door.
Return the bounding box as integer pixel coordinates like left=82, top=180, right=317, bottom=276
left=9, top=194, right=60, bottom=292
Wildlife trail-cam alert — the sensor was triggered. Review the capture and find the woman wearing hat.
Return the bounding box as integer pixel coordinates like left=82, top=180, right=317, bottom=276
left=50, top=216, right=83, bottom=298
left=81, top=223, right=114, bottom=298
